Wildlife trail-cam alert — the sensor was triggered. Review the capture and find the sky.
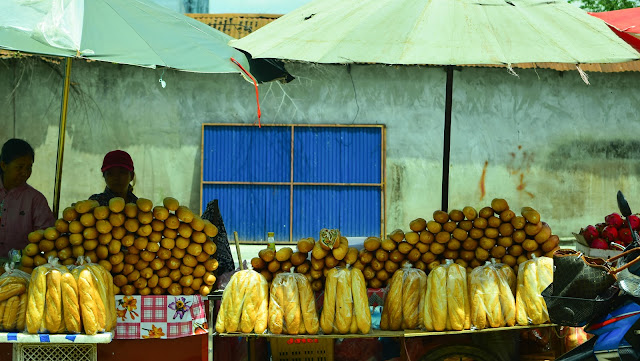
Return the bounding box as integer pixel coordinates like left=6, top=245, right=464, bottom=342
left=208, top=0, right=313, bottom=14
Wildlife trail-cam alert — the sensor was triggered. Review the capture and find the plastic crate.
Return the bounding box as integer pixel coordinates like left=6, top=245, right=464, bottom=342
left=13, top=343, right=97, bottom=361
left=270, top=337, right=333, bottom=361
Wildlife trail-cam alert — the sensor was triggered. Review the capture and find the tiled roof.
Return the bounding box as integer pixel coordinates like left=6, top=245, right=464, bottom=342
left=186, top=13, right=280, bottom=39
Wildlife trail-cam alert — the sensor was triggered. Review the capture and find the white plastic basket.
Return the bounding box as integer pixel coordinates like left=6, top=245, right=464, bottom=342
left=13, top=343, right=97, bottom=361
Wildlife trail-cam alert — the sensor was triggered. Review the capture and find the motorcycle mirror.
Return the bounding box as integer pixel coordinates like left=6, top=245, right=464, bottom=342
left=618, top=191, right=632, bottom=217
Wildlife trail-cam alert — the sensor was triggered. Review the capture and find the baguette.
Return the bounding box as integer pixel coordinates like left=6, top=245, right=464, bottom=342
left=388, top=269, right=404, bottom=330
left=496, top=267, right=516, bottom=327
left=351, top=268, right=370, bottom=334
left=88, top=265, right=113, bottom=331
left=402, top=271, right=421, bottom=330
left=320, top=268, right=338, bottom=334
left=349, top=309, right=358, bottom=334
left=0, top=283, right=26, bottom=302
left=523, top=261, right=545, bottom=325
left=61, top=272, right=82, bottom=333
left=469, top=269, right=487, bottom=329
left=335, top=270, right=353, bottom=334
left=45, top=269, right=64, bottom=333
left=16, top=293, right=27, bottom=332
left=216, top=273, right=239, bottom=333
left=515, top=261, right=529, bottom=326
left=483, top=268, right=504, bottom=328
left=296, top=275, right=319, bottom=334
left=417, top=272, right=427, bottom=329
left=283, top=275, right=301, bottom=334
left=429, top=266, right=448, bottom=331
left=268, top=281, right=284, bottom=334
left=380, top=288, right=390, bottom=330
left=254, top=275, right=269, bottom=334
left=26, top=266, right=47, bottom=334
left=78, top=269, right=106, bottom=335
left=3, top=295, right=19, bottom=331
left=239, top=273, right=260, bottom=333
left=227, top=271, right=250, bottom=332
left=446, top=263, right=467, bottom=331
left=422, top=270, right=434, bottom=331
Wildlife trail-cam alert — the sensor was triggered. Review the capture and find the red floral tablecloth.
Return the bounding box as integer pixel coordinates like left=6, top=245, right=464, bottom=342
left=114, top=295, right=208, bottom=339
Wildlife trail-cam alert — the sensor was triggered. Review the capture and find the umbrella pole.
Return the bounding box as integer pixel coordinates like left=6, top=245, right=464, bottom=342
left=441, top=66, right=453, bottom=212
left=53, top=58, right=72, bottom=218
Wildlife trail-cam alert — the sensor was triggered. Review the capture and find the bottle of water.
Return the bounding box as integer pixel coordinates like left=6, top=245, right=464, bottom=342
left=267, top=232, right=276, bottom=251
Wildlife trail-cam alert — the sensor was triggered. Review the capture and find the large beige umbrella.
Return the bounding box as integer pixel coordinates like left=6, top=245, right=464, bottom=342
left=231, top=0, right=640, bottom=210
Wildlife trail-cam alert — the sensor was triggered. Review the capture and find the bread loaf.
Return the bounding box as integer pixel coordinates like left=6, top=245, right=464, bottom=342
left=45, top=269, right=64, bottom=333
left=380, top=288, right=390, bottom=330
left=320, top=268, right=338, bottom=334
left=254, top=275, right=269, bottom=334
left=16, top=293, right=27, bottom=332
left=351, top=268, right=371, bottom=334
left=78, top=269, right=105, bottom=335
left=214, top=292, right=227, bottom=333
left=227, top=271, right=250, bottom=332
left=402, top=270, right=421, bottom=330
left=61, top=272, right=82, bottom=333
left=469, top=269, right=487, bottom=330
left=387, top=269, right=404, bottom=330
left=26, top=266, right=47, bottom=334
left=524, top=261, right=545, bottom=325
left=296, top=275, right=319, bottom=334
left=496, top=266, right=516, bottom=327
left=429, top=266, right=448, bottom=331
left=239, top=273, right=260, bottom=333
left=283, top=275, right=301, bottom=335
left=417, top=271, right=428, bottom=329
left=422, top=270, right=434, bottom=330
left=0, top=283, right=26, bottom=302
left=515, top=260, right=529, bottom=326
left=88, top=265, right=113, bottom=331
left=268, top=281, right=284, bottom=334
left=483, top=268, right=504, bottom=328
left=335, top=270, right=352, bottom=334
left=3, top=295, right=19, bottom=331
left=446, top=263, right=467, bottom=331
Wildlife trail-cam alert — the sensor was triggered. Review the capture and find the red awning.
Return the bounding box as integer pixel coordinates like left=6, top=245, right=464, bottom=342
left=590, top=8, right=640, bottom=51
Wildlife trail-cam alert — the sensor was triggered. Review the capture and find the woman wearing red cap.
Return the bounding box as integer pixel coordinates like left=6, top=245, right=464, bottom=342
left=0, top=139, right=55, bottom=257
left=89, top=150, right=138, bottom=206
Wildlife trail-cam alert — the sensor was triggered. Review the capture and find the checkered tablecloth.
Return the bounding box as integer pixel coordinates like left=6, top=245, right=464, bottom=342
left=113, top=295, right=208, bottom=340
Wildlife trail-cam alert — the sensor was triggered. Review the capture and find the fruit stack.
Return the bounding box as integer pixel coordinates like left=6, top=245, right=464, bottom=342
left=579, top=212, right=639, bottom=250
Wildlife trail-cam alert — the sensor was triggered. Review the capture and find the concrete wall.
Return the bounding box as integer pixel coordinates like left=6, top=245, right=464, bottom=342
left=1, top=57, right=640, bottom=240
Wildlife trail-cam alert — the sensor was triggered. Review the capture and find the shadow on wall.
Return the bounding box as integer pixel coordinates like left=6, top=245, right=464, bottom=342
left=545, top=139, right=640, bottom=176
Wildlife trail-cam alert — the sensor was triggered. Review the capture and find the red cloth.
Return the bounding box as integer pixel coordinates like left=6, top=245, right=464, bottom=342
left=0, top=177, right=55, bottom=256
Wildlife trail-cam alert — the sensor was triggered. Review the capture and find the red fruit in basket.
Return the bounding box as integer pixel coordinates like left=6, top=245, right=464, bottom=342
left=605, top=213, right=624, bottom=228
left=591, top=238, right=609, bottom=250
left=581, top=225, right=600, bottom=243
left=628, top=215, right=640, bottom=230
left=602, top=226, right=619, bottom=242
left=619, top=228, right=633, bottom=245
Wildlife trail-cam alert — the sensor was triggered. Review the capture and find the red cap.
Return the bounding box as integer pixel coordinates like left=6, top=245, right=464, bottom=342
left=101, top=150, right=134, bottom=172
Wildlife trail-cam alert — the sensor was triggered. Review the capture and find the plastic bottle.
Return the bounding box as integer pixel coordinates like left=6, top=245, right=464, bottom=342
left=267, top=232, right=276, bottom=251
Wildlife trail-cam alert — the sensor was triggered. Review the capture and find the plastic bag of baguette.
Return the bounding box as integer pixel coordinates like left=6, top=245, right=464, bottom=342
left=267, top=269, right=319, bottom=335
left=421, top=260, right=469, bottom=331
left=380, top=263, right=426, bottom=331
left=69, top=256, right=115, bottom=335
left=215, top=269, right=268, bottom=334
left=0, top=263, right=30, bottom=332
left=25, top=257, right=71, bottom=334
left=320, top=266, right=370, bottom=335
left=515, top=256, right=553, bottom=326
left=468, top=260, right=516, bottom=330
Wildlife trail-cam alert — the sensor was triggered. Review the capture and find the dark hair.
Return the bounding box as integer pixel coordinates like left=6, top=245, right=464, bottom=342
left=0, top=139, right=35, bottom=175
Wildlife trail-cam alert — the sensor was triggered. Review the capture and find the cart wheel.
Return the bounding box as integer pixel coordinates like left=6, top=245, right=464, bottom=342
left=419, top=345, right=497, bottom=361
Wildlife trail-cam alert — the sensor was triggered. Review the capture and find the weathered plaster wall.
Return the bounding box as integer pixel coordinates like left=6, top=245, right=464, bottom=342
left=1, top=57, right=639, bottom=239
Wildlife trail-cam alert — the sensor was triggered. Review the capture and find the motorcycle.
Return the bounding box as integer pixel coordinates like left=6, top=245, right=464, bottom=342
left=554, top=191, right=640, bottom=361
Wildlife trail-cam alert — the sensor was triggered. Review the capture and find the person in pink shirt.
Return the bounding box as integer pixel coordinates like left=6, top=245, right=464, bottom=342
left=0, top=139, right=55, bottom=257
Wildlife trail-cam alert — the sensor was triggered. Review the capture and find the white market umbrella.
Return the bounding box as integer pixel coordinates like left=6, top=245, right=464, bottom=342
left=0, top=0, right=258, bottom=215
left=231, top=0, right=640, bottom=211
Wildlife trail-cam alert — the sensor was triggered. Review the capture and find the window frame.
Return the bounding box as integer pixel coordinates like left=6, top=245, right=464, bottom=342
left=200, top=123, right=386, bottom=243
